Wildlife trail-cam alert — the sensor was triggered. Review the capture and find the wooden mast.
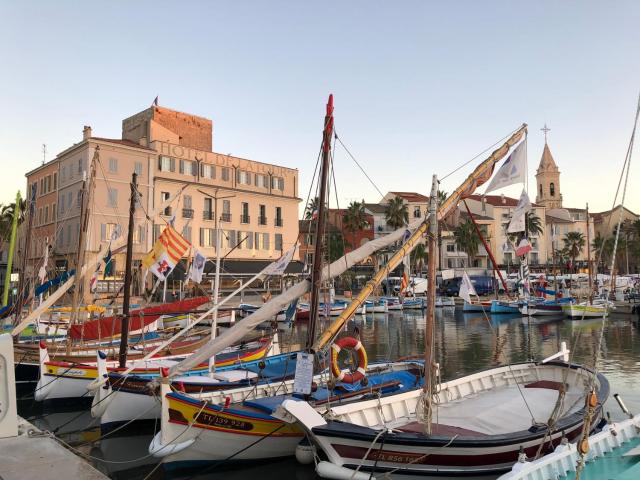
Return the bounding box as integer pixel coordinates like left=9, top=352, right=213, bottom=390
left=13, top=188, right=34, bottom=325
left=307, top=94, right=334, bottom=351
left=118, top=172, right=138, bottom=368
left=423, top=175, right=439, bottom=435
left=586, top=203, right=592, bottom=301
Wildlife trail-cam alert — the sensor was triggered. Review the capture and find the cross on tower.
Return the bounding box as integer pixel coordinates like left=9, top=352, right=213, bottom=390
left=541, top=124, right=550, bottom=143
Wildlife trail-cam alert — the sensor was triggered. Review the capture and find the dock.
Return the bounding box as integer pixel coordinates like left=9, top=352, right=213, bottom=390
left=0, top=417, right=107, bottom=480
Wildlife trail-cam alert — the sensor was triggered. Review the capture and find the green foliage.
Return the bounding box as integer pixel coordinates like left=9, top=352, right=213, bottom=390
left=342, top=201, right=369, bottom=249
left=454, top=218, right=480, bottom=266
left=384, top=197, right=409, bottom=230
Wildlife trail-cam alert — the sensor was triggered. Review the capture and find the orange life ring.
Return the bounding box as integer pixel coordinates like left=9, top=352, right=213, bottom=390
left=331, top=336, right=368, bottom=384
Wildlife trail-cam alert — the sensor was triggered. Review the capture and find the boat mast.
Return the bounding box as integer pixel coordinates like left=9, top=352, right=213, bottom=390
left=423, top=175, right=439, bottom=435
left=586, top=203, right=592, bottom=301
left=13, top=187, right=36, bottom=326
left=118, top=172, right=138, bottom=368
left=3, top=191, right=21, bottom=307
left=307, top=94, right=334, bottom=351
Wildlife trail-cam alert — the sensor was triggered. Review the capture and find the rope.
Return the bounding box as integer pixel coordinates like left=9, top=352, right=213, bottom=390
left=334, top=131, right=385, bottom=198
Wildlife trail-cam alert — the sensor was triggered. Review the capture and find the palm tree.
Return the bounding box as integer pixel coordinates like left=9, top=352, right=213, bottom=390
left=563, top=231, right=585, bottom=274
left=591, top=234, right=607, bottom=273
left=304, top=197, right=320, bottom=220
left=410, top=243, right=427, bottom=275
left=385, top=197, right=409, bottom=230
left=0, top=200, right=27, bottom=242
left=327, top=231, right=345, bottom=263
left=342, top=201, right=369, bottom=251
left=454, top=218, right=480, bottom=267
left=525, top=212, right=544, bottom=238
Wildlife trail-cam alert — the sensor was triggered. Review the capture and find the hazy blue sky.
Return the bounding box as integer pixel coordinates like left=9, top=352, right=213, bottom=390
left=1, top=1, right=638, bottom=213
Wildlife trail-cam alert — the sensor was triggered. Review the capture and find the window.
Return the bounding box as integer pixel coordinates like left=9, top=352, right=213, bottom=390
left=161, top=192, right=171, bottom=216
left=202, top=164, right=215, bottom=179
left=221, top=199, right=231, bottom=222
left=53, top=172, right=57, bottom=189
left=134, top=162, right=143, bottom=176
left=221, top=167, right=230, bottom=181
left=226, top=230, right=236, bottom=249
left=67, top=192, right=72, bottom=210
left=108, top=188, right=117, bottom=207
left=191, top=161, right=198, bottom=176
left=237, top=170, right=251, bottom=185
left=159, top=156, right=175, bottom=172
left=241, top=202, right=249, bottom=223
left=46, top=175, right=51, bottom=193
left=550, top=182, right=555, bottom=197
left=275, top=233, right=283, bottom=252
left=59, top=227, right=64, bottom=246
left=254, top=232, right=261, bottom=250
left=271, top=176, right=284, bottom=190
left=39, top=178, right=44, bottom=195
left=44, top=205, right=49, bottom=224
left=77, top=190, right=82, bottom=207
left=59, top=195, right=64, bottom=213
left=413, top=206, right=421, bottom=218
left=182, top=195, right=193, bottom=218
left=61, top=166, right=66, bottom=182
left=256, top=232, right=270, bottom=250
left=133, top=225, right=145, bottom=244
left=259, top=204, right=267, bottom=225
left=504, top=252, right=513, bottom=264
left=182, top=225, right=192, bottom=243
left=200, top=228, right=216, bottom=247
left=52, top=203, right=56, bottom=221
left=203, top=198, right=213, bottom=220
left=38, top=207, right=43, bottom=226
left=179, top=159, right=185, bottom=174
left=255, top=174, right=268, bottom=188
left=109, top=158, right=118, bottom=173
left=153, top=224, right=162, bottom=242
left=183, top=195, right=192, bottom=209
left=539, top=184, right=543, bottom=197
left=77, top=158, right=82, bottom=174
left=306, top=253, right=313, bottom=265
left=447, top=259, right=454, bottom=268
left=67, top=225, right=72, bottom=245
left=446, top=244, right=455, bottom=252
left=275, top=206, right=283, bottom=227
left=101, top=223, right=119, bottom=241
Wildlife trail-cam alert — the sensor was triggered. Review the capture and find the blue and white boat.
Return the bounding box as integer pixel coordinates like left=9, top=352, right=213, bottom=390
left=381, top=296, right=403, bottom=311
left=490, top=299, right=521, bottom=314
left=402, top=297, right=425, bottom=310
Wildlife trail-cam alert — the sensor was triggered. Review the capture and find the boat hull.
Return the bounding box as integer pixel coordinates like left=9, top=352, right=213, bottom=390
left=562, top=304, right=610, bottom=318
left=490, top=300, right=520, bottom=314
left=519, top=303, right=563, bottom=316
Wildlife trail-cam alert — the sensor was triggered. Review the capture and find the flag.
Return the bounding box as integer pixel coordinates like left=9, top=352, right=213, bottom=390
left=152, top=96, right=158, bottom=106
left=507, top=190, right=532, bottom=233
left=459, top=271, right=477, bottom=304
left=401, top=229, right=411, bottom=243
left=143, top=226, right=191, bottom=281
left=285, top=299, right=298, bottom=325
left=260, top=243, right=297, bottom=278
left=400, top=272, right=409, bottom=293
left=38, top=244, right=49, bottom=284
left=311, top=209, right=319, bottom=220
left=102, top=247, right=113, bottom=279
left=188, top=250, right=206, bottom=283
left=515, top=238, right=532, bottom=257
left=484, top=140, right=527, bottom=194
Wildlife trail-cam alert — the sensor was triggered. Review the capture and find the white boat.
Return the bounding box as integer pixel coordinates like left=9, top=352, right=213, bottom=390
left=498, top=413, right=640, bottom=480
left=562, top=300, right=614, bottom=319
left=435, top=296, right=455, bottom=307
left=402, top=297, right=425, bottom=310
left=280, top=361, right=609, bottom=479
left=367, top=300, right=389, bottom=313
left=381, top=297, right=403, bottom=311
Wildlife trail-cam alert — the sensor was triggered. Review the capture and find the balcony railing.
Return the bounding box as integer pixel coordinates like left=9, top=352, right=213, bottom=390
left=258, top=215, right=267, bottom=225
left=203, top=211, right=214, bottom=221
left=274, top=217, right=283, bottom=227
left=221, top=212, right=232, bottom=222
left=240, top=214, right=250, bottom=224
left=182, top=208, right=194, bottom=218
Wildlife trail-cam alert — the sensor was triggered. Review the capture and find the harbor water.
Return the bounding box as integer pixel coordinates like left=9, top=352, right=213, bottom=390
left=19, top=308, right=640, bottom=479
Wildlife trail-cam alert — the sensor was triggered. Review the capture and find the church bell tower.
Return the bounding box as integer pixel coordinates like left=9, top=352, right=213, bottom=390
left=535, top=124, right=562, bottom=209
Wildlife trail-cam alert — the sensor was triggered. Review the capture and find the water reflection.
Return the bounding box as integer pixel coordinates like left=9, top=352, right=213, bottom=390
left=20, top=309, right=640, bottom=479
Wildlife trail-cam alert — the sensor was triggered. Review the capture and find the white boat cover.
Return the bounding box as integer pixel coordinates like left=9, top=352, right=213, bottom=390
left=163, top=218, right=423, bottom=380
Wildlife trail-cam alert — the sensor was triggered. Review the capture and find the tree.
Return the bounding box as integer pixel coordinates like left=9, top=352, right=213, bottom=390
left=327, top=231, right=345, bottom=263
left=304, top=197, right=319, bottom=220
left=525, top=212, right=544, bottom=238
left=591, top=234, right=607, bottom=273
left=0, top=200, right=27, bottom=243
left=410, top=243, right=427, bottom=274
left=563, top=231, right=585, bottom=273
left=454, top=218, right=480, bottom=267
left=384, top=197, right=408, bottom=230
left=342, top=201, right=369, bottom=251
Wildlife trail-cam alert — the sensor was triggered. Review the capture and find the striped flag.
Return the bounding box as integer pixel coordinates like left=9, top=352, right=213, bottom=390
left=143, top=226, right=191, bottom=281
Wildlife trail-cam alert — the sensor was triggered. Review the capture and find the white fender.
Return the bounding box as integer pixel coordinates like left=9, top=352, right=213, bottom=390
left=91, top=351, right=113, bottom=418
left=149, top=430, right=196, bottom=458
left=34, top=341, right=54, bottom=402
left=316, top=461, right=371, bottom=480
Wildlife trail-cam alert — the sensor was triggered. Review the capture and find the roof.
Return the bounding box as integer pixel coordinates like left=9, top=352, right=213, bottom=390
left=298, top=219, right=340, bottom=234
left=91, top=137, right=155, bottom=151
left=363, top=203, right=387, bottom=214
left=536, top=143, right=559, bottom=173
left=388, top=192, right=429, bottom=203
left=467, top=194, right=540, bottom=208
left=460, top=211, right=494, bottom=221
left=546, top=208, right=573, bottom=223
left=591, top=205, right=639, bottom=220
left=168, top=259, right=305, bottom=277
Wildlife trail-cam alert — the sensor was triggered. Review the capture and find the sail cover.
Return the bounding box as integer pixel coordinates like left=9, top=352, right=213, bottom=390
left=68, top=296, right=209, bottom=341
left=164, top=218, right=423, bottom=380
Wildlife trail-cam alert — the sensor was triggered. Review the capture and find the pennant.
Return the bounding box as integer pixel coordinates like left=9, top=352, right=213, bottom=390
left=143, top=226, right=191, bottom=281
left=400, top=272, right=409, bottom=293
left=260, top=243, right=297, bottom=278
left=507, top=190, right=532, bottom=233
left=459, top=272, right=477, bottom=304
left=515, top=238, right=532, bottom=257
left=484, top=140, right=527, bottom=194
left=188, top=250, right=206, bottom=284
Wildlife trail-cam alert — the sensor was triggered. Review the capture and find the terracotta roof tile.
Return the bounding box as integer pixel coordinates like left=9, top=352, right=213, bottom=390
left=389, top=192, right=429, bottom=203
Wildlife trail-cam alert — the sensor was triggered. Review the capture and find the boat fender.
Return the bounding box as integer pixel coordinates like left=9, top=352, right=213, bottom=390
left=316, top=461, right=371, bottom=480
left=149, top=432, right=196, bottom=458
left=91, top=351, right=113, bottom=418
left=331, top=336, right=368, bottom=384
left=295, top=437, right=315, bottom=465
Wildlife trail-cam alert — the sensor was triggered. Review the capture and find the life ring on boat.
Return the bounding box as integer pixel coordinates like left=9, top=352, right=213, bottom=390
left=330, top=336, right=368, bottom=384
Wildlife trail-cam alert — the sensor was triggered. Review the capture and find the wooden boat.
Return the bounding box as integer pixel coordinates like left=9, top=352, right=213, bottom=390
left=367, top=300, right=389, bottom=313
left=462, top=300, right=492, bottom=312
left=562, top=300, right=613, bottom=319
left=34, top=337, right=270, bottom=401
left=402, top=297, right=425, bottom=310
left=520, top=299, right=573, bottom=316
left=435, top=296, right=455, bottom=307
left=490, top=299, right=521, bottom=314
left=149, top=363, right=424, bottom=466
left=282, top=361, right=609, bottom=479
left=381, top=297, right=404, bottom=311
left=498, top=413, right=640, bottom=480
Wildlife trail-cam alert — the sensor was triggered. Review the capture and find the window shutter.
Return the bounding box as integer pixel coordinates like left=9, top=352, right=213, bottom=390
left=211, top=166, right=216, bottom=179
left=199, top=228, right=204, bottom=247
left=170, top=158, right=175, bottom=172
left=101, top=224, right=106, bottom=241
left=229, top=230, right=236, bottom=247
left=179, top=160, right=184, bottom=174
left=263, top=233, right=270, bottom=250
left=246, top=232, right=253, bottom=249
left=191, top=161, right=197, bottom=176
left=158, top=157, right=162, bottom=171
left=279, top=178, right=284, bottom=190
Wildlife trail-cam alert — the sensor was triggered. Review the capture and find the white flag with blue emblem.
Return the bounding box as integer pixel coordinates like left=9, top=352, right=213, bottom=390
left=484, top=140, right=527, bottom=194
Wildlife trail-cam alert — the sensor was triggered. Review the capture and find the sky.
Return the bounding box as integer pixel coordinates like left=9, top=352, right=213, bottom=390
left=1, top=1, right=639, bottom=214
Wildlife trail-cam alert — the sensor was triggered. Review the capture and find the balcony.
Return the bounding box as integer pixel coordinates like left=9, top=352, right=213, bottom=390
left=203, top=211, right=214, bottom=221
left=240, top=214, right=250, bottom=224
left=221, top=212, right=232, bottom=222
left=182, top=208, right=194, bottom=219
left=258, top=215, right=267, bottom=226
left=274, top=217, right=283, bottom=227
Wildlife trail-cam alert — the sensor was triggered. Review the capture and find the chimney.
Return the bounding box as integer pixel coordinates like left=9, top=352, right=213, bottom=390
left=83, top=125, right=92, bottom=140
left=501, top=194, right=506, bottom=205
